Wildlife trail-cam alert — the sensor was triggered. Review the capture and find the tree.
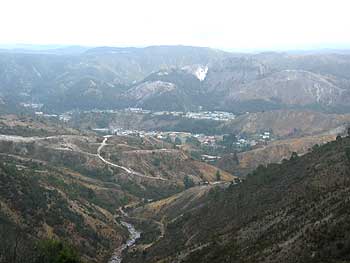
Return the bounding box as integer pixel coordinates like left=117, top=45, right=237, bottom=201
left=152, top=158, right=161, bottom=167
left=290, top=152, right=298, bottom=160
left=215, top=170, right=221, bottom=181
left=312, top=144, right=320, bottom=152
left=190, top=150, right=201, bottom=160
left=174, top=137, right=182, bottom=145
left=164, top=136, right=172, bottom=144
left=220, top=133, right=237, bottom=148
left=185, top=136, right=201, bottom=147
left=34, top=239, right=81, bottom=263
left=345, top=147, right=350, bottom=162
left=183, top=175, right=195, bottom=189
left=232, top=151, right=239, bottom=165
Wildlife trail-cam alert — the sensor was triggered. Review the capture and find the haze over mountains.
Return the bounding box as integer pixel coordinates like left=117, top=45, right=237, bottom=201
left=1, top=45, right=350, bottom=113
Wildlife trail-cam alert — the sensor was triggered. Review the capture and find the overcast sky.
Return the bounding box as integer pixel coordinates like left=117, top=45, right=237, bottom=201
left=0, top=0, right=349, bottom=50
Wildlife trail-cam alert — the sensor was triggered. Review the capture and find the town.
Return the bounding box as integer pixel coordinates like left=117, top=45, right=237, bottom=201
left=92, top=126, right=274, bottom=163
left=29, top=105, right=237, bottom=122
left=77, top=107, right=237, bottom=122
left=29, top=105, right=273, bottom=162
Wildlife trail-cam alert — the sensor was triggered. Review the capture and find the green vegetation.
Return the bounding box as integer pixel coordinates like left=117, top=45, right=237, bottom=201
left=0, top=221, right=81, bottom=263
left=34, top=239, right=81, bottom=263
left=174, top=137, right=182, bottom=145
left=185, top=136, right=201, bottom=147
left=126, top=136, right=350, bottom=263
left=219, top=133, right=237, bottom=148
left=346, top=147, right=350, bottom=162
left=152, top=158, right=161, bottom=167
left=290, top=151, right=299, bottom=160
left=215, top=170, right=221, bottom=181
left=183, top=175, right=195, bottom=189
left=0, top=158, right=124, bottom=262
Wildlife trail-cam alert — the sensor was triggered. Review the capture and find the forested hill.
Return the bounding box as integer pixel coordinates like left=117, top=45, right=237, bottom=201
left=126, top=134, right=350, bottom=263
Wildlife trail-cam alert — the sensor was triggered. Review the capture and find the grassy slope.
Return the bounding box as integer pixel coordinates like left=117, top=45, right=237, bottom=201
left=0, top=115, right=235, bottom=262
left=218, top=133, right=337, bottom=176
left=125, top=135, right=350, bottom=263
left=0, top=156, right=130, bottom=262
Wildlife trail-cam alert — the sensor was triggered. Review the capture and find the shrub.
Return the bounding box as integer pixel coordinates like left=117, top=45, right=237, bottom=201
left=183, top=175, right=195, bottom=189
left=345, top=147, right=350, bottom=162
left=215, top=170, right=221, bottom=181
left=35, top=239, right=81, bottom=263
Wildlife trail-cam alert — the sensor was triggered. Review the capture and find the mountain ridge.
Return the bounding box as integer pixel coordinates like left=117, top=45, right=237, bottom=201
left=2, top=46, right=350, bottom=113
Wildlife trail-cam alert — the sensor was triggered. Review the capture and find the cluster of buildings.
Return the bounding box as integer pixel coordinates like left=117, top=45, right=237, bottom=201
left=20, top=102, right=43, bottom=110
left=21, top=101, right=72, bottom=122
left=38, top=107, right=237, bottom=124
left=33, top=110, right=72, bottom=122
left=34, top=112, right=58, bottom=118
left=260, top=131, right=271, bottom=140
left=124, top=108, right=236, bottom=122
left=183, top=111, right=236, bottom=121
left=124, top=108, right=152, bottom=114
left=30, top=105, right=271, bottom=152
left=92, top=127, right=141, bottom=136
left=234, top=132, right=272, bottom=148
left=76, top=107, right=236, bottom=122
left=92, top=127, right=222, bottom=146
left=92, top=125, right=273, bottom=151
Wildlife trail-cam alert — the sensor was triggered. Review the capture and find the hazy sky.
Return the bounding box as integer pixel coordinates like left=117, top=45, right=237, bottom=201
left=0, top=0, right=349, bottom=50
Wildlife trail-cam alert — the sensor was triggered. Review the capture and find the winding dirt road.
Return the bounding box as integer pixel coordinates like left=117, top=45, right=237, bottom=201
left=97, top=136, right=168, bottom=181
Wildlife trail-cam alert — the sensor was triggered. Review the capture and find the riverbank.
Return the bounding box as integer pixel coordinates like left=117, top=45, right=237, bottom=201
left=109, top=221, right=141, bottom=263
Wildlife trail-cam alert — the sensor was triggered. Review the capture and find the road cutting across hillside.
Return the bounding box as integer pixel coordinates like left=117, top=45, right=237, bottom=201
left=97, top=136, right=169, bottom=181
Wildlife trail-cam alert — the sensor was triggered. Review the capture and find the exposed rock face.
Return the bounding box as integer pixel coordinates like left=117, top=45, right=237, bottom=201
left=182, top=64, right=209, bottom=81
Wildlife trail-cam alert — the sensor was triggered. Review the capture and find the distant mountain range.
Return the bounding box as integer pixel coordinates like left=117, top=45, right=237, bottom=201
left=1, top=45, right=350, bottom=113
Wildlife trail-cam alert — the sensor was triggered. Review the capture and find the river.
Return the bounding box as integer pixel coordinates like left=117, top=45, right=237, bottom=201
left=108, top=221, right=141, bottom=263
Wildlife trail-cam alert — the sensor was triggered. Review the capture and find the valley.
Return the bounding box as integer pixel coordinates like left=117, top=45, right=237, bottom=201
left=1, top=45, right=350, bottom=263
left=0, top=106, right=347, bottom=262
left=0, top=114, right=235, bottom=261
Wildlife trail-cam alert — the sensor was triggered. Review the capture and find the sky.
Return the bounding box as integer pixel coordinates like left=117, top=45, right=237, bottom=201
left=0, top=0, right=349, bottom=51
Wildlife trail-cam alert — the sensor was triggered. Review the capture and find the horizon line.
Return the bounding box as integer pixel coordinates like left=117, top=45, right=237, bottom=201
left=1, top=43, right=350, bottom=54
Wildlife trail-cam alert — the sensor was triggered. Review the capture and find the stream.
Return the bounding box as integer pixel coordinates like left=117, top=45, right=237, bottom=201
left=108, top=221, right=141, bottom=263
